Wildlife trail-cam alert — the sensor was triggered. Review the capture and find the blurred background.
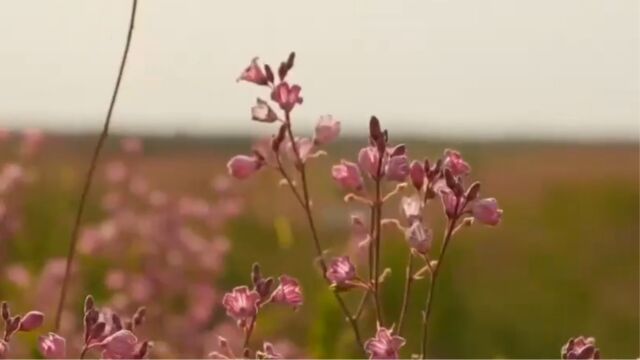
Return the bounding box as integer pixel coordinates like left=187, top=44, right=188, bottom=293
left=0, top=0, right=638, bottom=358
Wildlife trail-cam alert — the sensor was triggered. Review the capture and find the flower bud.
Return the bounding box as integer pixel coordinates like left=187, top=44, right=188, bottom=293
left=472, top=198, right=503, bottom=226
left=358, top=146, right=381, bottom=178
left=561, top=336, right=600, bottom=359
left=18, top=311, right=44, bottom=332
left=272, top=275, right=303, bottom=309
left=251, top=98, right=278, bottom=123
left=39, top=333, right=66, bottom=359
left=237, top=57, right=269, bottom=86
left=227, top=155, right=263, bottom=180
left=385, top=155, right=410, bottom=182
left=326, top=256, right=356, bottom=287
left=409, top=160, right=425, bottom=191
left=465, top=181, right=481, bottom=202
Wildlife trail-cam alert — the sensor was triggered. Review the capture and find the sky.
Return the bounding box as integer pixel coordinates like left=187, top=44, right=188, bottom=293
left=0, top=0, right=638, bottom=140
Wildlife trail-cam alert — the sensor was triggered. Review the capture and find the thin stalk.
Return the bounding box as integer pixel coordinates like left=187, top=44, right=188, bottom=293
left=53, top=0, right=139, bottom=331
left=420, top=210, right=459, bottom=358
left=397, top=251, right=414, bottom=335
left=372, top=151, right=385, bottom=325
left=243, top=316, right=257, bottom=350
left=282, top=112, right=364, bottom=350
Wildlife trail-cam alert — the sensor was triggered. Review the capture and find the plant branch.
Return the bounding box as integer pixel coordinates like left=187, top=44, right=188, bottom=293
left=53, top=0, right=139, bottom=331
left=397, top=251, right=414, bottom=335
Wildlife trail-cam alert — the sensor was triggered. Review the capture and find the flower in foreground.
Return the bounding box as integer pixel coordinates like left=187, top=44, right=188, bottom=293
left=443, top=149, right=471, bottom=177
left=227, top=155, right=263, bottom=180
left=472, top=198, right=503, bottom=226
left=272, top=275, right=303, bottom=309
left=38, top=332, right=66, bottom=359
left=364, top=327, right=406, bottom=359
left=326, top=256, right=356, bottom=287
left=561, top=336, right=600, bottom=359
left=222, top=286, right=261, bottom=323
left=237, top=57, right=269, bottom=86
left=271, top=82, right=303, bottom=112
left=331, top=161, right=363, bottom=191
left=18, top=311, right=44, bottom=332
left=313, top=115, right=341, bottom=145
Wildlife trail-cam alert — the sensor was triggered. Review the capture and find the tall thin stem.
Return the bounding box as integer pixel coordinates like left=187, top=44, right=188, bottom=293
left=53, top=0, right=139, bottom=331
left=397, top=251, right=414, bottom=335
left=420, top=214, right=459, bottom=359
left=281, top=112, right=364, bottom=350
left=372, top=150, right=385, bottom=325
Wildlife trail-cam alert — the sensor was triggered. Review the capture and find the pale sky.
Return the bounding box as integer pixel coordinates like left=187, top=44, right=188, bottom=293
left=0, top=0, right=638, bottom=140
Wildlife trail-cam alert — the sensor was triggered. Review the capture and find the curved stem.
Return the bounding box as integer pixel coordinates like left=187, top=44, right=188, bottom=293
left=397, top=251, right=414, bottom=335
left=243, top=316, right=257, bottom=351
left=281, top=112, right=364, bottom=350
left=79, top=346, right=89, bottom=359
left=53, top=0, right=139, bottom=331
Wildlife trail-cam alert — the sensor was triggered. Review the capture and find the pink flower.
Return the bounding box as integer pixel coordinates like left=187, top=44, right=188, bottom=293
left=358, top=147, right=380, bottom=178
left=105, top=161, right=127, bottom=183
left=222, top=286, right=260, bottom=322
left=259, top=342, right=283, bottom=359
left=285, top=137, right=316, bottom=164
left=561, top=336, right=600, bottom=359
left=439, top=188, right=460, bottom=218
left=400, top=196, right=422, bottom=224
left=331, top=161, right=363, bottom=191
left=38, top=332, right=66, bottom=359
left=0, top=340, right=9, bottom=359
left=364, top=327, right=406, bottom=359
left=326, top=256, right=356, bottom=286
left=385, top=155, right=409, bottom=182
left=271, top=82, right=303, bottom=112
left=472, top=198, right=502, bottom=226
left=96, top=329, right=138, bottom=359
left=19, top=311, right=44, bottom=332
left=237, top=57, right=269, bottom=86
left=443, top=149, right=471, bottom=177
left=313, top=115, right=341, bottom=145
left=251, top=98, right=278, bottom=123
left=121, top=137, right=143, bottom=154
left=226, top=155, right=263, bottom=180
left=272, top=275, right=303, bottom=309
left=409, top=160, right=425, bottom=191
left=405, top=222, right=433, bottom=254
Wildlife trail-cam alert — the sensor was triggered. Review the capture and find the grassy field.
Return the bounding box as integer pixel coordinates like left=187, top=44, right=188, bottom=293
left=1, top=136, right=638, bottom=358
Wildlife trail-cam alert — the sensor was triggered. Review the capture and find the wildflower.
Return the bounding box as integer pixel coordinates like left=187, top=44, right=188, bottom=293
left=561, top=336, right=600, bottom=359
left=0, top=340, right=8, bottom=359
left=222, top=286, right=260, bottom=322
left=405, top=222, right=433, bottom=254
left=18, top=311, right=44, bottom=332
left=271, top=82, right=303, bottom=112
left=400, top=196, right=422, bottom=224
left=272, top=275, right=303, bottom=309
left=439, top=188, right=460, bottom=219
left=326, top=256, right=356, bottom=287
left=121, top=137, right=143, bottom=154
left=472, top=198, right=502, bottom=226
left=96, top=329, right=138, bottom=359
left=285, top=137, right=316, bottom=164
left=38, top=333, right=66, bottom=359
left=331, top=161, right=363, bottom=191
left=259, top=342, right=283, bottom=359
left=409, top=160, right=425, bottom=191
left=313, top=115, right=341, bottom=145
left=443, top=149, right=470, bottom=177
left=385, top=155, right=410, bottom=182
left=358, top=146, right=380, bottom=178
left=227, top=155, right=263, bottom=180
left=237, top=57, right=269, bottom=86
left=251, top=98, right=278, bottom=123
left=364, top=327, right=406, bottom=359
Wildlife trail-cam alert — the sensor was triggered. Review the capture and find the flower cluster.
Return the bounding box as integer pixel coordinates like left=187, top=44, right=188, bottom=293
left=219, top=263, right=302, bottom=358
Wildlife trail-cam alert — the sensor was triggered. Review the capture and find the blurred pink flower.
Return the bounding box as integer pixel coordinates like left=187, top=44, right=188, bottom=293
left=443, top=149, right=471, bottom=177
left=20, top=128, right=44, bottom=157
left=561, top=336, right=600, bottom=359
left=38, top=332, right=66, bottom=359
left=251, top=98, right=278, bottom=123
left=105, top=161, right=128, bottom=184
left=5, top=264, right=31, bottom=288
left=121, top=137, right=143, bottom=154
left=259, top=342, right=283, bottom=359
left=326, top=256, right=356, bottom=287
left=439, top=188, right=459, bottom=218
left=18, top=311, right=44, bottom=332
left=94, top=329, right=138, bottom=359
left=313, top=115, right=341, bottom=145
left=0, top=340, right=8, bottom=359
left=222, top=286, right=260, bottom=322
left=237, top=57, right=269, bottom=86
left=285, top=137, right=316, bottom=163
left=364, top=327, right=405, bottom=359
left=105, top=270, right=127, bottom=291
left=331, top=161, right=363, bottom=191
left=385, top=155, right=409, bottom=182
left=227, top=155, right=262, bottom=180
left=405, top=222, right=432, bottom=254
left=271, top=82, right=303, bottom=112
left=358, top=146, right=380, bottom=178
left=472, top=198, right=502, bottom=226
left=400, top=196, right=422, bottom=225
left=272, top=275, right=303, bottom=309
